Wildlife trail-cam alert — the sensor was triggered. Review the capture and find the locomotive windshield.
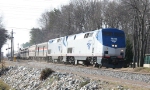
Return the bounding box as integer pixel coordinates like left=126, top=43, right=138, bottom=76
left=102, top=31, right=124, bottom=37
left=102, top=31, right=113, bottom=36
left=114, top=33, right=124, bottom=37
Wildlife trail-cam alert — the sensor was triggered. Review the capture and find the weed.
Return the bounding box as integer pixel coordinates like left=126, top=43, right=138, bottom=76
left=80, top=80, right=90, bottom=87
left=40, top=68, right=55, bottom=81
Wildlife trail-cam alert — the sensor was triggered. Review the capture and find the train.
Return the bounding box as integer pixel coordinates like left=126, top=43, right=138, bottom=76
left=19, top=28, right=126, bottom=68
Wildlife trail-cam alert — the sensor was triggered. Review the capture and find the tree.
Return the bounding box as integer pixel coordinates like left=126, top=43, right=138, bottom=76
left=103, top=1, right=120, bottom=28
left=125, top=36, right=133, bottom=66
left=121, top=0, right=150, bottom=67
left=0, top=28, right=8, bottom=62
left=30, top=28, right=44, bottom=45
left=21, top=42, right=31, bottom=48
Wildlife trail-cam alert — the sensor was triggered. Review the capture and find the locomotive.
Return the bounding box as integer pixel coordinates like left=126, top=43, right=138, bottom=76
left=19, top=28, right=126, bottom=68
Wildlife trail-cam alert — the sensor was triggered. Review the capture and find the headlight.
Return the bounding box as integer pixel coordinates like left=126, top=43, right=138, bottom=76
left=115, top=45, right=117, bottom=47
left=121, top=50, right=124, bottom=52
left=112, top=45, right=114, bottom=47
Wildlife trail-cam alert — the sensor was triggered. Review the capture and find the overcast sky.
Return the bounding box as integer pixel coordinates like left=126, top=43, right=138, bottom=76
left=1, top=0, right=69, bottom=56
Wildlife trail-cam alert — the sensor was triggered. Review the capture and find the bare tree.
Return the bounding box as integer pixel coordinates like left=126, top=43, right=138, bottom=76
left=122, top=0, right=150, bottom=67
left=61, top=3, right=76, bottom=35
left=86, top=0, right=103, bottom=30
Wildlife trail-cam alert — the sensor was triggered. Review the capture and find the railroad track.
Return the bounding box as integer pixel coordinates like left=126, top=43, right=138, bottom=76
left=6, top=59, right=150, bottom=75
left=4, top=59, right=150, bottom=89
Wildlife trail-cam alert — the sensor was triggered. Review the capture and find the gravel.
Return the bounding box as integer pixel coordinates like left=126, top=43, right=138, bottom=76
left=0, top=66, right=125, bottom=90
left=1, top=60, right=150, bottom=89
left=33, top=62, right=150, bottom=84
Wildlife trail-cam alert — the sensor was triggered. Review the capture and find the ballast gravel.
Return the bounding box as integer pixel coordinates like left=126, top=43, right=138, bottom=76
left=1, top=60, right=150, bottom=90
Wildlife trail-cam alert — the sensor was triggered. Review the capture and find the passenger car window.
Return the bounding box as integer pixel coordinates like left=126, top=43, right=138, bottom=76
left=57, top=39, right=61, bottom=42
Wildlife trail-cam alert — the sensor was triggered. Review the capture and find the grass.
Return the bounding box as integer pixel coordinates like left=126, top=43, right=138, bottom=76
left=42, top=77, right=54, bottom=87
left=80, top=80, right=90, bottom=87
left=0, top=60, right=11, bottom=90
left=0, top=60, right=6, bottom=69
left=108, top=81, right=149, bottom=90
left=133, top=67, right=150, bottom=73
left=0, top=80, right=10, bottom=90
left=48, top=77, right=55, bottom=84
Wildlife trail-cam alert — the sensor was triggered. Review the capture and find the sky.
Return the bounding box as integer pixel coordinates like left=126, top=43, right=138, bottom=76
left=1, top=0, right=70, bottom=56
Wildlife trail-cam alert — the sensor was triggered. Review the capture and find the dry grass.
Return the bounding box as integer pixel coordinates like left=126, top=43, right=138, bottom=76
left=0, top=79, right=10, bottom=90
left=109, top=81, right=149, bottom=90
left=0, top=59, right=7, bottom=69
left=119, top=67, right=150, bottom=74
left=133, top=67, right=150, bottom=73
left=80, top=80, right=90, bottom=87
left=40, top=68, right=55, bottom=81
left=0, top=59, right=9, bottom=75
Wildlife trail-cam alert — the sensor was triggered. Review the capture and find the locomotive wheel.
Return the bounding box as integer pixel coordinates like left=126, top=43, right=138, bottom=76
left=58, top=56, right=63, bottom=63
left=98, top=64, right=102, bottom=68
left=92, top=57, right=97, bottom=67
left=86, top=57, right=92, bottom=65
left=93, top=63, right=98, bottom=67
left=84, top=57, right=91, bottom=66
left=49, top=56, right=53, bottom=62
left=47, top=57, right=49, bottom=63
left=70, top=56, right=75, bottom=65
left=57, top=56, right=60, bottom=63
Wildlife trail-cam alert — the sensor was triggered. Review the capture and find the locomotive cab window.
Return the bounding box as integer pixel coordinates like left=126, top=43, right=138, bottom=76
left=102, top=31, right=113, bottom=36
left=114, top=33, right=124, bottom=37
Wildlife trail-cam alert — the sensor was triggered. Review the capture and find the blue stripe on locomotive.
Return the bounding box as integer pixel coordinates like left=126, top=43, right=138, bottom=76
left=97, top=28, right=125, bottom=48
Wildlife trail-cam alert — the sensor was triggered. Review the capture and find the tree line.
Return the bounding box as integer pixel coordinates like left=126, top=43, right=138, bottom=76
left=14, top=0, right=150, bottom=67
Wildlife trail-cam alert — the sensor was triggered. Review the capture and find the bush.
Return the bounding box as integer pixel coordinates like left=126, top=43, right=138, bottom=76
left=40, top=68, right=54, bottom=81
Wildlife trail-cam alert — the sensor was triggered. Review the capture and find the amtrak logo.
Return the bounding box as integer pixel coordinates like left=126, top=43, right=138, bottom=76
left=111, top=38, right=117, bottom=43
left=87, top=40, right=92, bottom=50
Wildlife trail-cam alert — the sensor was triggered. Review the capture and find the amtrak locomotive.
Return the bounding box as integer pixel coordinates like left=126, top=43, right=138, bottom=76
left=19, top=28, right=126, bottom=68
